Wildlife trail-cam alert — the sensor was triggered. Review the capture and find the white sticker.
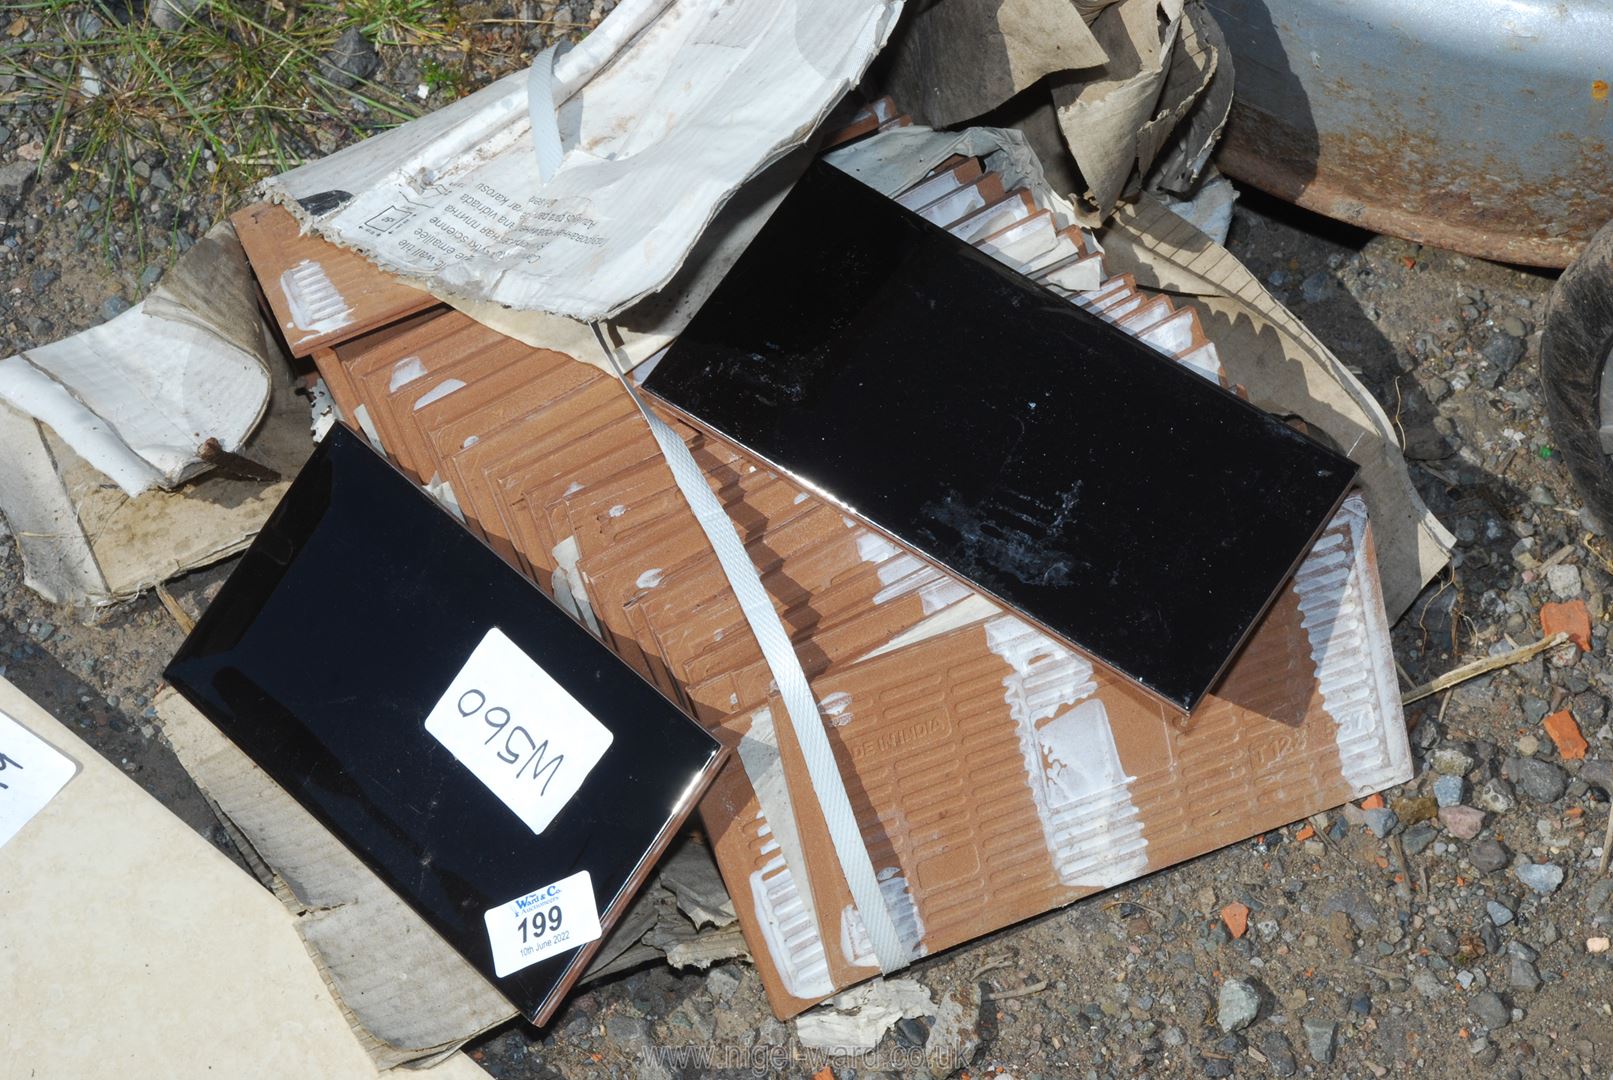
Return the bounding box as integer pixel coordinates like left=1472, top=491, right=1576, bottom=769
left=0, top=710, right=78, bottom=850
left=484, top=869, right=603, bottom=977
left=424, top=627, right=613, bottom=836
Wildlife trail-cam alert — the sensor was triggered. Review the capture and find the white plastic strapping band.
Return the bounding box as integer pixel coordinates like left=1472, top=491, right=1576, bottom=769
left=589, top=323, right=908, bottom=974
left=527, top=41, right=571, bottom=183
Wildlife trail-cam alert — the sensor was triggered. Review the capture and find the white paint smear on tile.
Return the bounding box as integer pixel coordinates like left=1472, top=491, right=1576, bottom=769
left=278, top=259, right=353, bottom=339
left=853, top=533, right=900, bottom=565
left=793, top=492, right=810, bottom=505
left=562, top=480, right=585, bottom=496
left=412, top=379, right=465, bottom=410
left=635, top=567, right=663, bottom=590
left=550, top=536, right=601, bottom=638
left=740, top=709, right=831, bottom=1000
left=819, top=691, right=853, bottom=727
left=987, top=615, right=1148, bottom=888
left=608, top=504, right=627, bottom=518
left=858, top=593, right=1001, bottom=661
left=1291, top=495, right=1412, bottom=794
left=839, top=868, right=927, bottom=967
left=387, top=356, right=426, bottom=391
left=1177, top=343, right=1224, bottom=384
left=351, top=404, right=383, bottom=451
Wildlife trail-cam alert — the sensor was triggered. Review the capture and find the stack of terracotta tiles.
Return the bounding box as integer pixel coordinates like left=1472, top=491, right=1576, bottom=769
left=233, top=102, right=1411, bottom=1018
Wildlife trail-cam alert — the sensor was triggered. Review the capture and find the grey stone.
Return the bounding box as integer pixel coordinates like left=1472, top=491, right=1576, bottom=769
left=149, top=167, right=172, bottom=191
left=1509, top=958, right=1542, bottom=992
left=1468, top=838, right=1511, bottom=873
left=29, top=266, right=57, bottom=293
left=1587, top=878, right=1613, bottom=918
left=1402, top=821, right=1437, bottom=855
left=1507, top=757, right=1568, bottom=803
left=1301, top=1017, right=1337, bottom=1064
left=1471, top=991, right=1510, bottom=1030
left=893, top=1016, right=928, bottom=1048
left=320, top=27, right=380, bottom=88
left=1499, top=314, right=1531, bottom=337
left=1476, top=777, right=1517, bottom=813
left=1260, top=1032, right=1298, bottom=1078
left=705, top=966, right=740, bottom=1000
left=152, top=0, right=207, bottom=31
left=1522, top=696, right=1552, bottom=724
left=1487, top=900, right=1515, bottom=926
left=1432, top=747, right=1476, bottom=775
left=1516, top=862, right=1565, bottom=895
left=1483, top=334, right=1526, bottom=372
left=1427, top=927, right=1459, bottom=957
left=1216, top=977, right=1261, bottom=1033
left=1547, top=563, right=1585, bottom=600
left=1301, top=271, right=1333, bottom=303
left=99, top=295, right=130, bottom=322
left=1506, top=940, right=1540, bottom=961
left=1412, top=970, right=1446, bottom=999
left=0, top=159, right=34, bottom=202
left=1363, top=807, right=1399, bottom=838
left=604, top=1014, right=650, bottom=1051
left=138, top=264, right=163, bottom=289
left=1582, top=759, right=1613, bottom=792
left=1433, top=774, right=1466, bottom=807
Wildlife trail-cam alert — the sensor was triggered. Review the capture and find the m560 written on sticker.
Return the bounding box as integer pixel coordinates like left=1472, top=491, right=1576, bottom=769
left=485, top=869, right=603, bottom=977
left=424, top=627, right=613, bottom=835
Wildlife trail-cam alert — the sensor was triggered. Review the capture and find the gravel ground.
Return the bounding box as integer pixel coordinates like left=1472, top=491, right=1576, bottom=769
left=6, top=8, right=1613, bottom=1080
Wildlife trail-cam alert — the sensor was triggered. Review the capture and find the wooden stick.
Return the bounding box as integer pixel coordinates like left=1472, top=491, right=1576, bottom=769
left=155, top=584, right=195, bottom=634
left=1401, top=633, right=1572, bottom=705
left=1600, top=803, right=1613, bottom=876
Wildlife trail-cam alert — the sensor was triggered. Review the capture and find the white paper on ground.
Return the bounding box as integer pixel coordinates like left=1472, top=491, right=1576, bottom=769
left=0, top=223, right=270, bottom=498
left=0, top=318, right=309, bottom=607
left=266, top=0, right=904, bottom=321
left=794, top=978, right=936, bottom=1053
left=0, top=709, right=77, bottom=849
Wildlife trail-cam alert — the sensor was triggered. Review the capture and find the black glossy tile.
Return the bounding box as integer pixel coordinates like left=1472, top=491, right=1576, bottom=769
left=164, top=426, right=722, bottom=1025
left=643, top=160, right=1358, bottom=714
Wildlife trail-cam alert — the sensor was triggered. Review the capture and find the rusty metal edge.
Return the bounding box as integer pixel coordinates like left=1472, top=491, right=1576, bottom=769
left=1217, top=140, right=1581, bottom=271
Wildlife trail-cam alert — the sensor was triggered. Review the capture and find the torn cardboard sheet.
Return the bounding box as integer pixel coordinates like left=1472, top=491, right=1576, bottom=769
left=155, top=687, right=515, bottom=1068
left=1052, top=0, right=1190, bottom=220
left=0, top=223, right=270, bottom=497
left=1095, top=193, right=1455, bottom=617
left=155, top=687, right=744, bottom=1059
left=0, top=678, right=487, bottom=1079
left=0, top=337, right=310, bottom=607
left=266, top=0, right=903, bottom=320
left=869, top=0, right=1229, bottom=223
left=1141, top=1, right=1233, bottom=199
left=874, top=0, right=1106, bottom=128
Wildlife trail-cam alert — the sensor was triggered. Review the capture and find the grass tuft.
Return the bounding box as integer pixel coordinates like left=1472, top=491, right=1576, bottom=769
left=0, top=0, right=563, bottom=260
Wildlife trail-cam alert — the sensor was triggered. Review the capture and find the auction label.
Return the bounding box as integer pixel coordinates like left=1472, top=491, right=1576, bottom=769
left=484, top=869, right=602, bottom=977
left=425, top=627, right=613, bottom=836
left=0, top=710, right=77, bottom=849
